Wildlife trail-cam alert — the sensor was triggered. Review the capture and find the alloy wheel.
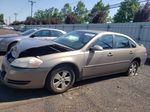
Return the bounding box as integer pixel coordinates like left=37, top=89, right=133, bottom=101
left=128, top=62, right=138, bottom=76
left=53, top=70, right=71, bottom=91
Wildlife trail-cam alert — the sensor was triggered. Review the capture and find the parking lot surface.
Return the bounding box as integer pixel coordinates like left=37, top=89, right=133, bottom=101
left=0, top=56, right=150, bottom=112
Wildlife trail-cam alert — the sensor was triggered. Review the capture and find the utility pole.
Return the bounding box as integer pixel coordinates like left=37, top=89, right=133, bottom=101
left=28, top=0, right=36, bottom=18
left=14, top=13, right=18, bottom=21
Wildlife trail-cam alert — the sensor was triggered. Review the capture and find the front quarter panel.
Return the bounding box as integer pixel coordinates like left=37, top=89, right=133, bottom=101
left=0, top=37, right=26, bottom=52
left=39, top=50, right=85, bottom=75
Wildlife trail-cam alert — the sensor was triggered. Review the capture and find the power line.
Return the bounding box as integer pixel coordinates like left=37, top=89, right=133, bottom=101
left=28, top=0, right=36, bottom=17
left=109, top=0, right=147, bottom=9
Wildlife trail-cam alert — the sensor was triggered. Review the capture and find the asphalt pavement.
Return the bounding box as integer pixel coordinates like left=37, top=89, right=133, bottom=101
left=0, top=56, right=150, bottom=112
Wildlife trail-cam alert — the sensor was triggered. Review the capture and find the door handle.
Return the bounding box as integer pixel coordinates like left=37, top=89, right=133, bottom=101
left=107, top=52, right=113, bottom=56
left=129, top=51, right=133, bottom=54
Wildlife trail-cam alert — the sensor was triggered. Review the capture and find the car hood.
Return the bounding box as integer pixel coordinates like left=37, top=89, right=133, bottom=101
left=0, top=34, right=20, bottom=38
left=13, top=38, right=73, bottom=58
left=17, top=38, right=56, bottom=52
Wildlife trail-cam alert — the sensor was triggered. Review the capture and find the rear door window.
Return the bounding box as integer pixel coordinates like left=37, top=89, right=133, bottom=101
left=50, top=31, right=64, bottom=37
left=34, top=30, right=51, bottom=37
left=114, top=35, right=130, bottom=48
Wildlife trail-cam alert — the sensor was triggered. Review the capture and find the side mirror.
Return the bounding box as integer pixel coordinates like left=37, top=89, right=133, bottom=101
left=30, top=34, right=35, bottom=38
left=90, top=45, right=103, bottom=51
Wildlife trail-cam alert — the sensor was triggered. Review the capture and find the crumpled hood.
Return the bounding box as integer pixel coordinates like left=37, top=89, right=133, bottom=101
left=16, top=38, right=56, bottom=53
left=0, top=34, right=20, bottom=38
left=13, top=38, right=72, bottom=58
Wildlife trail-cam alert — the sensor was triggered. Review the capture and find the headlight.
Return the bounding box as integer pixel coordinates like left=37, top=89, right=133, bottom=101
left=11, top=57, right=43, bottom=68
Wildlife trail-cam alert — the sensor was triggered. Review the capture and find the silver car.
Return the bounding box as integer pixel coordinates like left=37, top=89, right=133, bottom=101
left=0, top=30, right=147, bottom=93
left=0, top=28, right=66, bottom=55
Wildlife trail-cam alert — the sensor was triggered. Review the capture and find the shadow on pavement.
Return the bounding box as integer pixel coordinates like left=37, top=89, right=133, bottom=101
left=145, top=58, right=150, bottom=66
left=0, top=73, right=125, bottom=103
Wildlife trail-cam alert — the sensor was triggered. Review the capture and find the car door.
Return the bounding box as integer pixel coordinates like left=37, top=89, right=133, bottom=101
left=83, top=34, right=117, bottom=77
left=83, top=34, right=135, bottom=78
left=50, top=30, right=64, bottom=40
left=111, top=35, right=135, bottom=72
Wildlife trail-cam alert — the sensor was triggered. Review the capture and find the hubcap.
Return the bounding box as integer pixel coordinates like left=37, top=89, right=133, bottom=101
left=53, top=70, right=71, bottom=90
left=129, top=62, right=137, bottom=76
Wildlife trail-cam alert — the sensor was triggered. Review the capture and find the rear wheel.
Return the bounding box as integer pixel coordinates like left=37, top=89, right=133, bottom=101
left=45, top=66, right=75, bottom=94
left=126, top=61, right=139, bottom=76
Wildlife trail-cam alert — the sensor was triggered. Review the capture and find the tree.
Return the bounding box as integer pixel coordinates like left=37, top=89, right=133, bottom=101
left=133, top=1, right=150, bottom=22
left=89, top=0, right=109, bottom=23
left=34, top=10, right=45, bottom=19
left=51, top=17, right=62, bottom=24
left=92, top=11, right=108, bottom=23
left=114, top=0, right=140, bottom=23
left=34, top=7, right=62, bottom=24
left=0, top=14, right=4, bottom=25
left=53, top=8, right=60, bottom=17
left=60, top=3, right=72, bottom=22
left=74, top=1, right=88, bottom=24
left=65, top=13, right=78, bottom=24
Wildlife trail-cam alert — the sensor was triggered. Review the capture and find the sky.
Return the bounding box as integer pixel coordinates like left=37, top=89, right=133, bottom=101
left=0, top=0, right=124, bottom=24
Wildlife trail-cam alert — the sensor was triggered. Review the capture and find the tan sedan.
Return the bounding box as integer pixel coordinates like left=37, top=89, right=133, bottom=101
left=0, top=30, right=147, bottom=93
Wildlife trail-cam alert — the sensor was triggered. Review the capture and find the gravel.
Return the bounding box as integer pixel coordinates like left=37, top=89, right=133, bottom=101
left=0, top=29, right=20, bottom=35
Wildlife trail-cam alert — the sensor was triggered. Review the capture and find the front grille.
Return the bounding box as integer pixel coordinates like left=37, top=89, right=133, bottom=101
left=7, top=79, right=30, bottom=85
left=0, top=71, right=6, bottom=80
left=0, top=64, right=6, bottom=80
left=1, top=71, right=6, bottom=79
left=7, top=52, right=15, bottom=63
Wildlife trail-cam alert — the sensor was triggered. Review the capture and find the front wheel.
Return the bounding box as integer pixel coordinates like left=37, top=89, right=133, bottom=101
left=45, top=66, right=75, bottom=94
left=126, top=61, right=139, bottom=76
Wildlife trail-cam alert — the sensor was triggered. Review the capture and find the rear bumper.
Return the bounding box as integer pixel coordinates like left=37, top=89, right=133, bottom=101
left=0, top=57, right=50, bottom=89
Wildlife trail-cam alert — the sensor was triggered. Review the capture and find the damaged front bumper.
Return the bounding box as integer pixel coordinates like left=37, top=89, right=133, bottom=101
left=0, top=57, right=50, bottom=89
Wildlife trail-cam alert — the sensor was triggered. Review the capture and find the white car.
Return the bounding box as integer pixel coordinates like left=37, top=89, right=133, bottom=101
left=0, top=28, right=66, bottom=55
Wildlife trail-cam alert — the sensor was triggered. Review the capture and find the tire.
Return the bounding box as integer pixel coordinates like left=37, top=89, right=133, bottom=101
left=45, top=65, right=75, bottom=94
left=126, top=61, right=139, bottom=76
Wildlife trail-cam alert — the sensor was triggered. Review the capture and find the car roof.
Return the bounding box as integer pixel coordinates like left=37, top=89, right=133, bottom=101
left=33, top=28, right=66, bottom=33
left=76, top=30, right=130, bottom=37
left=76, top=30, right=107, bottom=34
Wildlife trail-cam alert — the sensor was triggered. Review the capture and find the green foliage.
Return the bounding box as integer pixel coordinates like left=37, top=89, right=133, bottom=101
left=133, top=2, right=150, bottom=22
left=33, top=7, right=62, bottom=24
left=74, top=1, right=88, bottom=24
left=0, top=14, right=4, bottom=25
left=114, top=0, right=140, bottom=23
left=92, top=11, right=108, bottom=23
left=89, top=0, right=109, bottom=23
left=106, top=16, right=113, bottom=23
left=60, top=3, right=72, bottom=22
left=12, top=0, right=113, bottom=25
left=65, top=13, right=78, bottom=24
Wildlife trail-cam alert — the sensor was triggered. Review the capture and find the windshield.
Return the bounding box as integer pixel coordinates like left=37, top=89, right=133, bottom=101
left=20, top=29, right=37, bottom=36
left=54, top=31, right=97, bottom=49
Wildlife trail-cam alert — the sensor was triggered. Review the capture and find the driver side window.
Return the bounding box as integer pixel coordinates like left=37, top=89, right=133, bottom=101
left=92, top=35, right=113, bottom=49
